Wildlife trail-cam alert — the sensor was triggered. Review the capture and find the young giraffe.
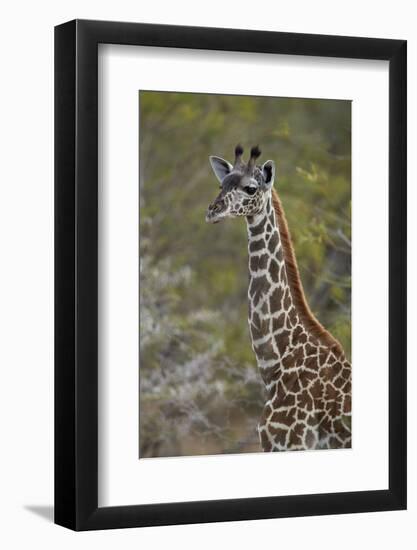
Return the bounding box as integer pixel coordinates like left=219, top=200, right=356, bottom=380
left=206, top=145, right=351, bottom=452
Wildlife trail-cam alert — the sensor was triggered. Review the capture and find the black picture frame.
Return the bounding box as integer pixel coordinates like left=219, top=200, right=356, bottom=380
left=55, top=19, right=407, bottom=531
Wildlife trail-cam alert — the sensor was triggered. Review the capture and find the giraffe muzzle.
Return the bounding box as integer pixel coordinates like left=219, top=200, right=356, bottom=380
left=206, top=200, right=227, bottom=223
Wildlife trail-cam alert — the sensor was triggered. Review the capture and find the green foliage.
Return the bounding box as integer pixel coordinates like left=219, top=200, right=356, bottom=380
left=139, top=91, right=351, bottom=457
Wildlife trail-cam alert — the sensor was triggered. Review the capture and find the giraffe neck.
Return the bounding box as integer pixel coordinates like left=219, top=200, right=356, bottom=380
left=246, top=189, right=342, bottom=387
left=246, top=193, right=296, bottom=376
left=246, top=192, right=294, bottom=323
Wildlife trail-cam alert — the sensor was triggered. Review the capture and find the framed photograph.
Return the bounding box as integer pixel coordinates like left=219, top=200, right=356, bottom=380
left=55, top=19, right=406, bottom=530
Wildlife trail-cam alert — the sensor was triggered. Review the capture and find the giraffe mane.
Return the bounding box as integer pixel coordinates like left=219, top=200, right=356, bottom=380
left=271, top=188, right=344, bottom=355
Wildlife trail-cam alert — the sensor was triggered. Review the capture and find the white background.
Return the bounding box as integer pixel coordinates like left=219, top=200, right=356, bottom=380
left=99, top=46, right=389, bottom=506
left=0, top=1, right=415, bottom=548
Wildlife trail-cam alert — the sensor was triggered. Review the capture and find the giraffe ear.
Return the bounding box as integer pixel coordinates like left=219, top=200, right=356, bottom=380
left=262, top=160, right=275, bottom=187
left=209, top=156, right=233, bottom=183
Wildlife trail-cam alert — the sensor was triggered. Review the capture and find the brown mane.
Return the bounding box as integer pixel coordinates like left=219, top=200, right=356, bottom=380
left=271, top=188, right=344, bottom=355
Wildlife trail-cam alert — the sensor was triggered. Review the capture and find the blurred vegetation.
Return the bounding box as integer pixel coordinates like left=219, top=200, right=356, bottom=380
left=139, top=91, right=351, bottom=458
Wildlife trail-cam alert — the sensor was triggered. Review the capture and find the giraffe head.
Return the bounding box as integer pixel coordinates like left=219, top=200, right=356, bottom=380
left=206, top=145, right=275, bottom=224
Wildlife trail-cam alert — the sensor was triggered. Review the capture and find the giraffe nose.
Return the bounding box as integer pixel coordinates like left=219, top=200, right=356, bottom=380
left=206, top=199, right=226, bottom=223
left=210, top=200, right=225, bottom=213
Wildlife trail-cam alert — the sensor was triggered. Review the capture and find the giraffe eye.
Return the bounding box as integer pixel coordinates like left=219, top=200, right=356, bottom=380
left=244, top=186, right=257, bottom=196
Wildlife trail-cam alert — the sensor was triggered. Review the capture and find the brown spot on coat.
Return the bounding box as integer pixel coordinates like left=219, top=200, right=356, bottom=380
left=260, top=365, right=279, bottom=385
left=333, top=418, right=351, bottom=440
left=318, top=414, right=332, bottom=435
left=250, top=253, right=269, bottom=272
left=299, top=369, right=316, bottom=388
left=324, top=383, right=338, bottom=401
left=297, top=332, right=307, bottom=344
left=342, top=367, right=351, bottom=380
left=324, top=384, right=340, bottom=400
left=269, top=287, right=284, bottom=312
left=270, top=408, right=296, bottom=426
left=249, top=275, right=268, bottom=304
left=305, top=429, right=316, bottom=449
left=325, top=400, right=342, bottom=417
left=254, top=339, right=278, bottom=362
left=297, top=410, right=307, bottom=421
left=272, top=312, right=285, bottom=332
left=305, top=355, right=319, bottom=370
left=320, top=365, right=338, bottom=382
left=288, top=308, right=298, bottom=327
left=343, top=395, right=351, bottom=414
left=260, top=430, right=272, bottom=451
left=268, top=232, right=279, bottom=253
left=310, top=379, right=324, bottom=399
left=249, top=238, right=265, bottom=253
left=298, top=390, right=314, bottom=411
left=268, top=425, right=287, bottom=446
left=273, top=381, right=296, bottom=408
left=305, top=343, right=316, bottom=356
left=281, top=353, right=293, bottom=370
left=249, top=216, right=267, bottom=236
left=283, top=288, right=291, bottom=310
left=281, top=371, right=301, bottom=393
left=292, top=325, right=303, bottom=341
left=262, top=403, right=273, bottom=419
left=276, top=331, right=290, bottom=355
left=288, top=423, right=305, bottom=446
left=269, top=259, right=280, bottom=282
left=307, top=414, right=318, bottom=427
left=250, top=312, right=265, bottom=340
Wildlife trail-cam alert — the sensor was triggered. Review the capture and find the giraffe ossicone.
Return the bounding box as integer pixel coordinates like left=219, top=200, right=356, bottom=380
left=206, top=145, right=352, bottom=452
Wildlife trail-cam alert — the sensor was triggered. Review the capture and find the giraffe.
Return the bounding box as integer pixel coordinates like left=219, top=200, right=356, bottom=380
left=206, top=145, right=351, bottom=452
